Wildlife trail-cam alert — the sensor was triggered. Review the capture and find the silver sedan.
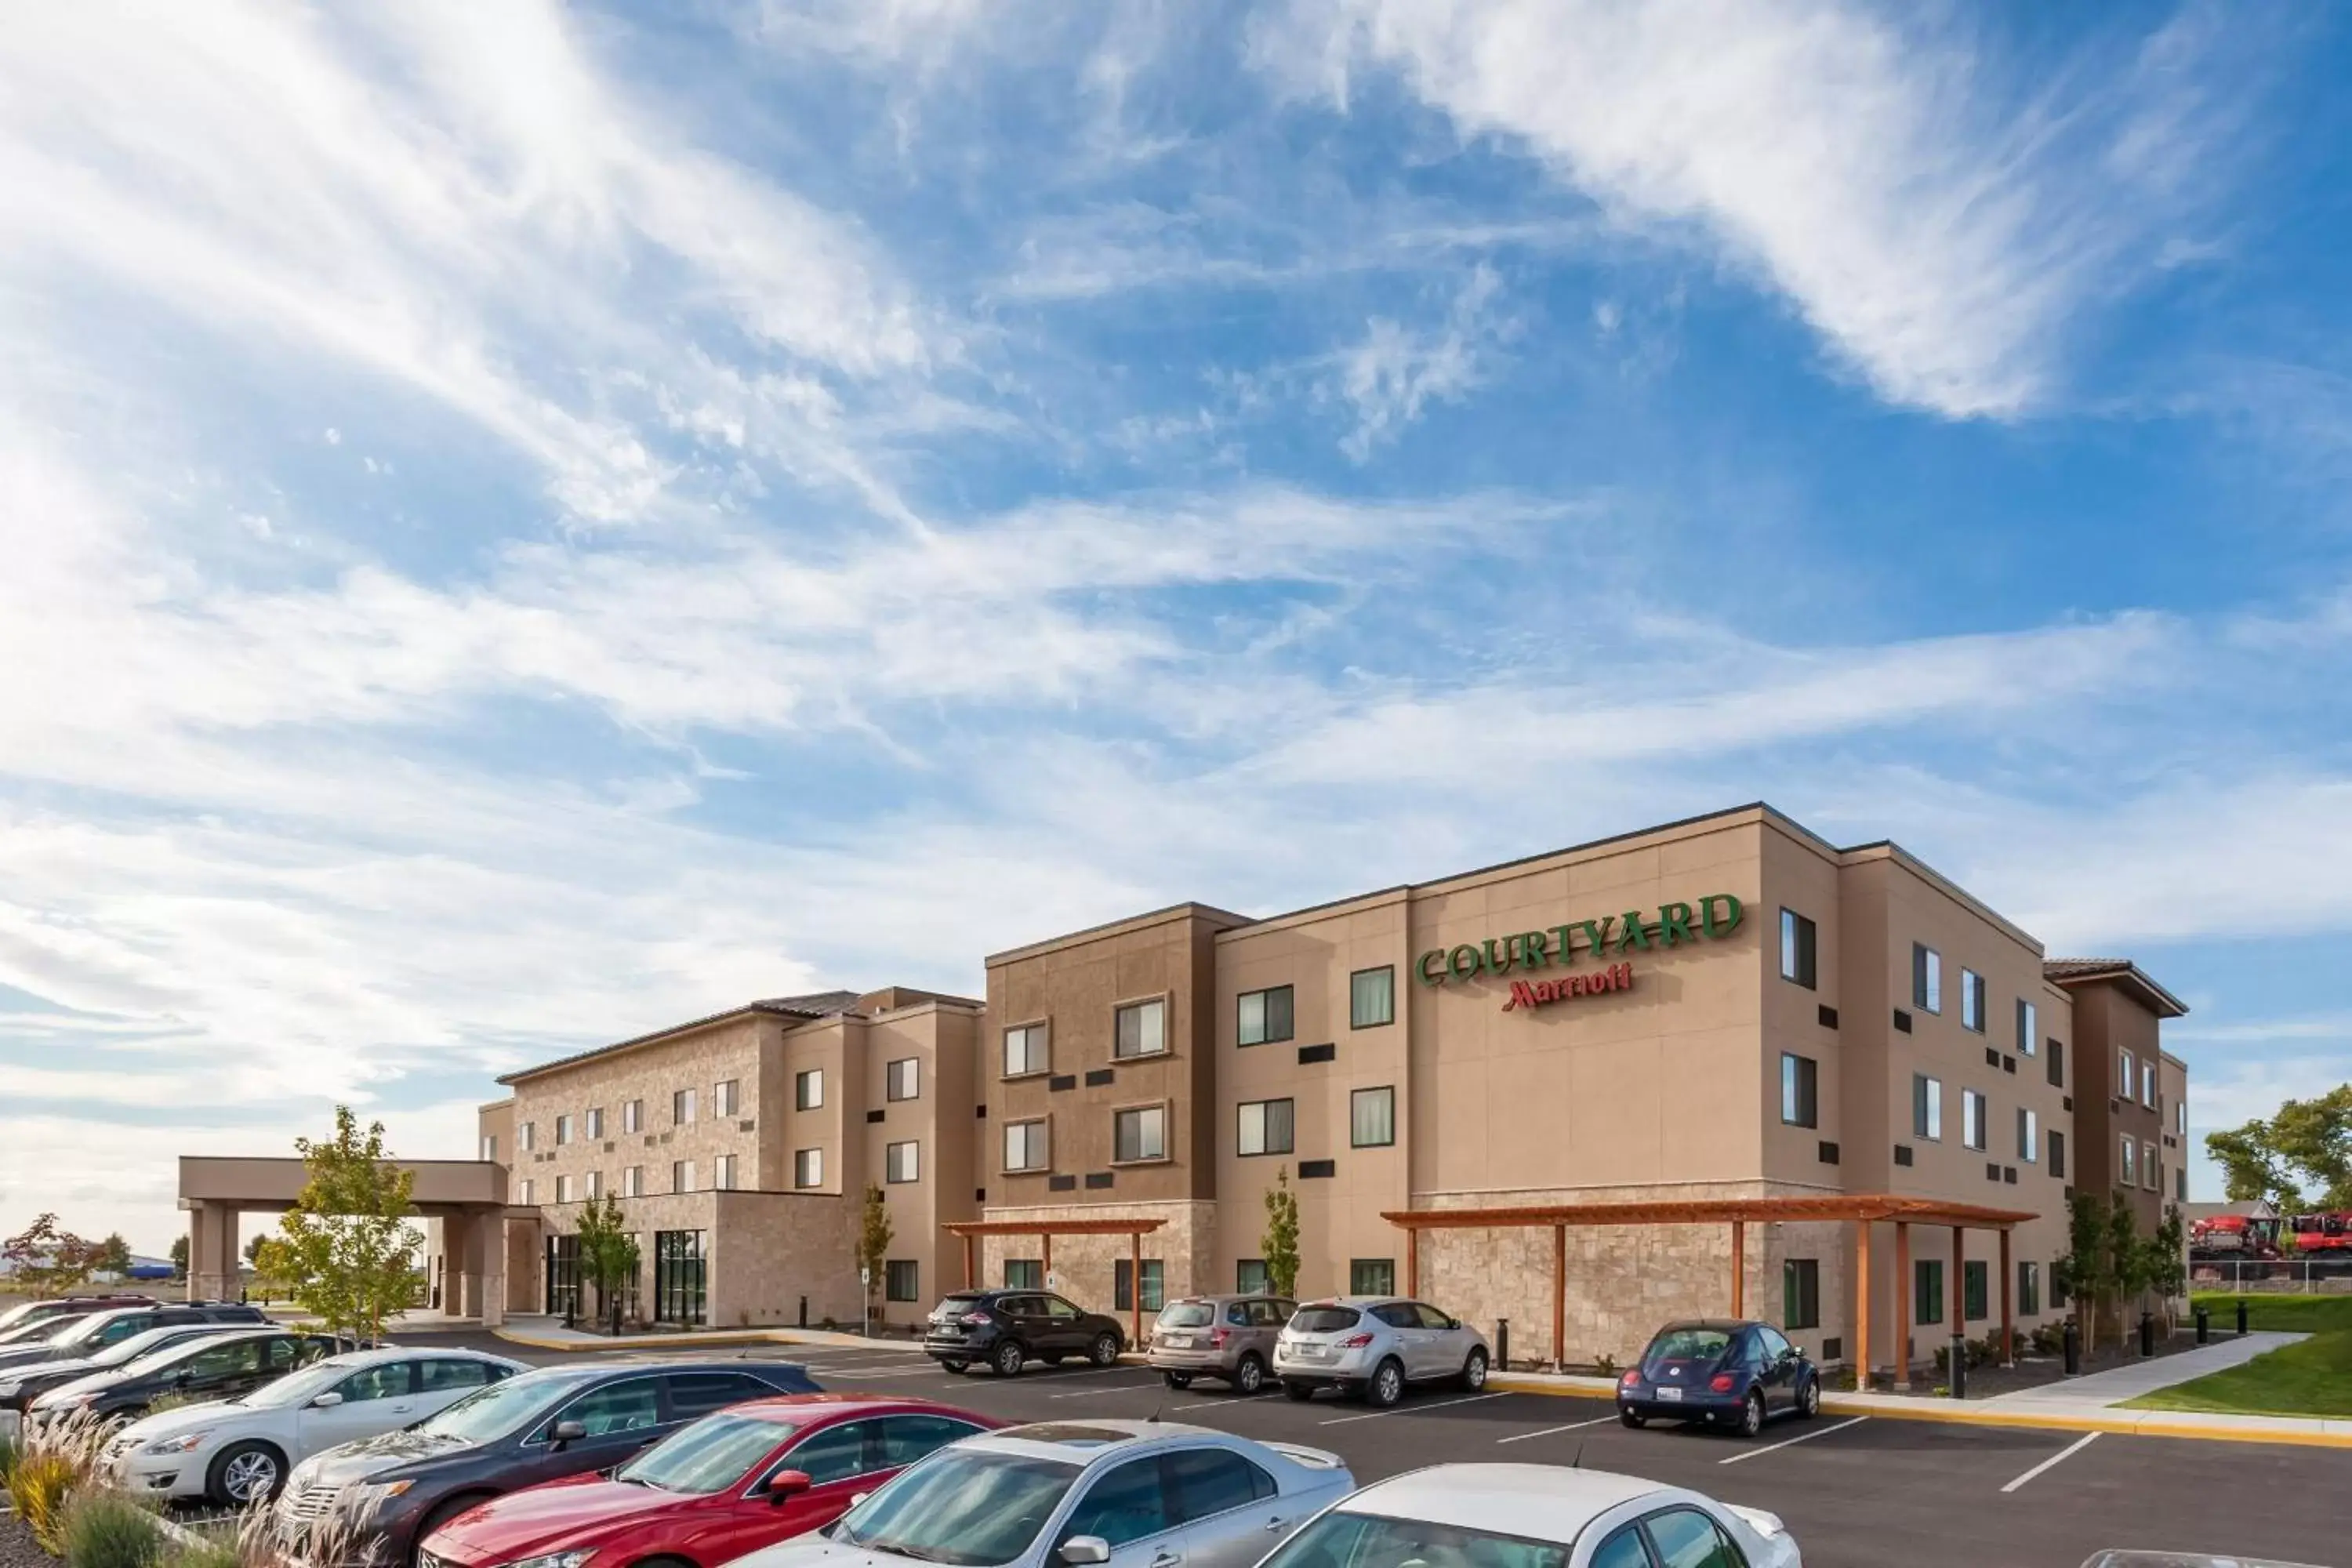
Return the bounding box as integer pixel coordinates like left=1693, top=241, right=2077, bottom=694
left=721, top=1419, right=1354, bottom=1568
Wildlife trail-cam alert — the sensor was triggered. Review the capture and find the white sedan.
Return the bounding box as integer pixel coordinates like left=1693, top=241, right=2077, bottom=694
left=102, top=1346, right=526, bottom=1508
left=1253, top=1462, right=1799, bottom=1568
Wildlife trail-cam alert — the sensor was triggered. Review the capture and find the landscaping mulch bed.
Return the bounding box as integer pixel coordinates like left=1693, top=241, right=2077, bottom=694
left=0, top=1510, right=57, bottom=1568
left=1853, top=1327, right=2207, bottom=1399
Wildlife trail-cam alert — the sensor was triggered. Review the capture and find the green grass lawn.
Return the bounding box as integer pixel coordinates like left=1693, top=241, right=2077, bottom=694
left=2187, top=1291, right=2352, bottom=1334
left=2127, top=1315, right=2352, bottom=1417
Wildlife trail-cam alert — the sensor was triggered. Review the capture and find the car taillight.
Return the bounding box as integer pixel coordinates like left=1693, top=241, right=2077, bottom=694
left=1341, top=1333, right=1375, bottom=1348
left=1209, top=1330, right=1229, bottom=1348
left=960, top=1312, right=992, bottom=1326
left=1709, top=1373, right=1736, bottom=1393
left=1619, top=1370, right=1640, bottom=1387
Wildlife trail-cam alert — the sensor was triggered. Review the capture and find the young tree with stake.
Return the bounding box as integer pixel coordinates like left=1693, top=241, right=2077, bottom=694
left=271, top=1107, right=426, bottom=1345
left=1261, top=1167, right=1301, bottom=1297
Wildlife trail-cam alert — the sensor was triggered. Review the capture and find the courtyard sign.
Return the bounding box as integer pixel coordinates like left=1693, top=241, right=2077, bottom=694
left=1415, top=893, right=1744, bottom=988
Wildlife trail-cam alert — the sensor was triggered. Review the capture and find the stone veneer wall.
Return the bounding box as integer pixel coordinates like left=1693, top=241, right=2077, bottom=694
left=538, top=1189, right=862, bottom=1329
left=975, top=1200, right=1217, bottom=1314
left=1417, top=1182, right=1848, bottom=1369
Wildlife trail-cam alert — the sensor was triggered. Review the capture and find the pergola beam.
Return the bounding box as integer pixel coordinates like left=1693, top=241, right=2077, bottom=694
left=1380, top=1196, right=2037, bottom=1230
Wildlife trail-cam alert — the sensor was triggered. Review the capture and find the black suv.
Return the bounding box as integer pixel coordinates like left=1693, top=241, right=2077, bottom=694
left=0, top=1319, right=273, bottom=1416
left=924, top=1288, right=1127, bottom=1376
left=0, top=1302, right=268, bottom=1374
left=30, top=1327, right=343, bottom=1422
left=273, top=1358, right=823, bottom=1568
left=0, top=1296, right=158, bottom=1348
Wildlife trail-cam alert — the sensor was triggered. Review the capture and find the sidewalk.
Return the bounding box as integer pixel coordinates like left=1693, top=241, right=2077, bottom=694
left=492, top=1318, right=927, bottom=1352
left=1978, top=1330, right=2303, bottom=1411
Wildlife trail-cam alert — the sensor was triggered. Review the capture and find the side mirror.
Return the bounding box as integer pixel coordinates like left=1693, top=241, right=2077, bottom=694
left=310, top=1392, right=346, bottom=1409
left=1060, top=1538, right=1112, bottom=1566
left=550, top=1420, right=587, bottom=1449
left=765, top=1469, right=811, bottom=1504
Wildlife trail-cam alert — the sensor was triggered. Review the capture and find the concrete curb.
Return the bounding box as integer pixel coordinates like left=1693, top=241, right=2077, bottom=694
left=492, top=1325, right=821, bottom=1351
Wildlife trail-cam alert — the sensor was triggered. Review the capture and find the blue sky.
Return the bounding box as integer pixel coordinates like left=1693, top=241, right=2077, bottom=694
left=5, top=0, right=2350, bottom=1250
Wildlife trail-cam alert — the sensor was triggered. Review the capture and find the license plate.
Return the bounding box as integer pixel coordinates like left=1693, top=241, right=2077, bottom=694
left=1163, top=1335, right=1193, bottom=1348
left=1295, top=1345, right=1327, bottom=1359
left=1657, top=1387, right=1682, bottom=1402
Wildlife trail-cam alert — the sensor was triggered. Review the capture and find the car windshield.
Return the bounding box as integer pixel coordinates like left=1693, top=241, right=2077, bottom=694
left=1158, top=1304, right=1215, bottom=1329
left=833, top=1449, right=1080, bottom=1566
left=239, top=1359, right=364, bottom=1410
left=931, top=1296, right=985, bottom=1320
left=1261, top=1512, right=1570, bottom=1568
left=1291, top=1307, right=1360, bottom=1334
left=90, top=1332, right=193, bottom=1369
left=1645, top=1328, right=1733, bottom=1363
left=618, top=1412, right=793, bottom=1494
left=411, top=1374, right=581, bottom=1444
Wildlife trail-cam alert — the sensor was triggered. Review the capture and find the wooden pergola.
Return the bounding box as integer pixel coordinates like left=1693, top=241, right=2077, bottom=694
left=944, top=1216, right=1170, bottom=1349
left=1382, top=1194, right=2038, bottom=1390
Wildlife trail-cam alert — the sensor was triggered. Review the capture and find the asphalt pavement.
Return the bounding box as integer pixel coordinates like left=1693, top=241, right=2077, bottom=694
left=423, top=1332, right=2344, bottom=1568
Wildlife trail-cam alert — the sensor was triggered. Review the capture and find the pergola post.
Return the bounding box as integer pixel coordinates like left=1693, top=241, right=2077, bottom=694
left=1130, top=1229, right=1142, bottom=1350
left=1405, top=1225, right=1419, bottom=1298
left=1730, top=1219, right=1746, bottom=1317
left=962, top=1232, right=975, bottom=1290
left=1893, top=1221, right=1912, bottom=1392
left=1950, top=1226, right=1965, bottom=1345
left=1042, top=1232, right=1053, bottom=1290
left=1998, top=1227, right=2014, bottom=1367
left=1551, top=1223, right=1566, bottom=1371
left=1854, top=1220, right=1871, bottom=1391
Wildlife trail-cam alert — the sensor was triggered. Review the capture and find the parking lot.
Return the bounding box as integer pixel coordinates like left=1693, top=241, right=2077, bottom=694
left=456, top=1334, right=2345, bottom=1568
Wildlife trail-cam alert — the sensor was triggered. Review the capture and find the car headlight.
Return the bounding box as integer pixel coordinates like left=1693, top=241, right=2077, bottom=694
left=504, top=1552, right=597, bottom=1568
left=143, top=1431, right=213, bottom=1455
left=356, top=1479, right=417, bottom=1506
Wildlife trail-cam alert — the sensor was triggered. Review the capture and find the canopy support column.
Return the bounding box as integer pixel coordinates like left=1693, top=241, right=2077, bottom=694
left=1893, top=1222, right=1912, bottom=1392
left=1730, top=1220, right=1746, bottom=1318
left=1551, top=1223, right=1566, bottom=1371
left=1405, top=1225, right=1419, bottom=1298
left=1854, top=1220, right=1871, bottom=1391
left=1999, top=1227, right=2014, bottom=1367
left=1131, top=1230, right=1143, bottom=1351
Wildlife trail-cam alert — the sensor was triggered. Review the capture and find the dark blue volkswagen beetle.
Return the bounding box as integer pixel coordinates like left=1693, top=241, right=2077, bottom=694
left=1616, top=1319, right=1820, bottom=1437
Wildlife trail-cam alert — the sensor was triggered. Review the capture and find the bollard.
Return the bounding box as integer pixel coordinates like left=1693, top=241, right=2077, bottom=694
left=1496, top=1318, right=1510, bottom=1370
left=2194, top=1305, right=2210, bottom=1345
left=799, top=1295, right=809, bottom=1329
left=2062, top=1318, right=2081, bottom=1375
left=2139, top=1311, right=2155, bottom=1358
left=2236, top=1298, right=2249, bottom=1337
left=1948, top=1333, right=1967, bottom=1399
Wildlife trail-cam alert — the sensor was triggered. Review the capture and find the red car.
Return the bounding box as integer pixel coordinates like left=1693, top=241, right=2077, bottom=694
left=417, top=1396, right=999, bottom=1568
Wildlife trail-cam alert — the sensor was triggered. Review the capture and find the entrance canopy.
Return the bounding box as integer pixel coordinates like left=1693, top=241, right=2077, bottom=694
left=943, top=1218, right=1170, bottom=1347
left=1381, top=1194, right=2038, bottom=1387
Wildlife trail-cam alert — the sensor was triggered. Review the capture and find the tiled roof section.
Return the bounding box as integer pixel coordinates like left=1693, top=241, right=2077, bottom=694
left=760, top=989, right=865, bottom=1014
left=499, top=992, right=860, bottom=1086
left=2043, top=958, right=2190, bottom=1019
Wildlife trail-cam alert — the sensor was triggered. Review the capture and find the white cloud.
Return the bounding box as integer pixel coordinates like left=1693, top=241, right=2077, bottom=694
left=1335, top=263, right=1508, bottom=459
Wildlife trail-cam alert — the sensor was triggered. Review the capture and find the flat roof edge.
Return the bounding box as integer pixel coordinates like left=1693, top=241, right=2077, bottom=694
left=1838, top=842, right=2045, bottom=956
left=985, top=901, right=1250, bottom=968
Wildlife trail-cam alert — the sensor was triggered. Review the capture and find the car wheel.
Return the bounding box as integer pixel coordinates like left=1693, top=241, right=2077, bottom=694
left=207, top=1440, right=287, bottom=1508
left=1283, top=1380, right=1316, bottom=1402
left=1232, top=1354, right=1265, bottom=1395
left=1618, top=1408, right=1646, bottom=1430
left=1089, top=1331, right=1122, bottom=1367
left=1367, top=1359, right=1405, bottom=1408
left=993, top=1340, right=1026, bottom=1377
left=1458, top=1348, right=1490, bottom=1391
left=1738, top=1388, right=1766, bottom=1439
left=1797, top=1374, right=1820, bottom=1419
left=1163, top=1371, right=1192, bottom=1390
left=939, top=1359, right=967, bottom=1375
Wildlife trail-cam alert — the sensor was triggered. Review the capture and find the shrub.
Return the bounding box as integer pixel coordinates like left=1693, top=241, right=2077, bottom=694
left=60, top=1489, right=164, bottom=1568
left=10, top=1449, right=82, bottom=1553
left=159, top=1532, right=242, bottom=1568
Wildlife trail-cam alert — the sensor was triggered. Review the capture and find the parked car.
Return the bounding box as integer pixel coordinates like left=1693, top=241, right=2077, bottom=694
left=0, top=1302, right=269, bottom=1373
left=272, top=1359, right=823, bottom=1568
left=100, top=1346, right=528, bottom=1507
left=923, top=1289, right=1127, bottom=1377
left=1250, top=1462, right=1799, bottom=1568
left=1615, top=1320, right=1820, bottom=1439
left=0, top=1319, right=274, bottom=1428
left=417, top=1395, right=1000, bottom=1568
left=28, top=1327, right=343, bottom=1424
left=0, top=1296, right=155, bottom=1342
left=1273, top=1297, right=1491, bottom=1406
left=1147, top=1294, right=1296, bottom=1394
left=728, top=1417, right=1353, bottom=1568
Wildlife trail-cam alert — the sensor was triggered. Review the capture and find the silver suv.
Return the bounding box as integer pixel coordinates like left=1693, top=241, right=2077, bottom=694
left=1147, top=1294, right=1297, bottom=1394
left=1273, top=1296, right=1491, bottom=1406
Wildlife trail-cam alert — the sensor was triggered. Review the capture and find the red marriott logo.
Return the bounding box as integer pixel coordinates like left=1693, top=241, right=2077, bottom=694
left=1502, top=961, right=1633, bottom=1012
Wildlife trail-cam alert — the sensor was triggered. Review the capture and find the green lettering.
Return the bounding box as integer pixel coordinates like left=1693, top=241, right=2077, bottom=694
left=1417, top=949, right=1448, bottom=985
left=1701, top=893, right=1745, bottom=938
left=1577, top=916, right=1610, bottom=958
left=1515, top=931, right=1552, bottom=967
left=1448, top=944, right=1481, bottom=980
left=1658, top=902, right=1696, bottom=946
left=1482, top=938, right=1515, bottom=975
left=1617, top=912, right=1653, bottom=952
left=1548, top=924, right=1577, bottom=966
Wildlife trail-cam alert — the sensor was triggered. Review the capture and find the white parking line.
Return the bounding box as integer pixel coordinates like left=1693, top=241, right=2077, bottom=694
left=1999, top=1432, right=2100, bottom=1493
left=1319, top=1392, right=1509, bottom=1426
left=1051, top=1379, right=1167, bottom=1398
left=1495, top=1414, right=1616, bottom=1444
left=1716, top=1415, right=1867, bottom=1465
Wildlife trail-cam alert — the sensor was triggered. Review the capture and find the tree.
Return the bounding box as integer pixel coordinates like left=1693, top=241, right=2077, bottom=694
left=93, top=1234, right=133, bottom=1276
left=573, top=1193, right=641, bottom=1335
left=2206, top=1084, right=2352, bottom=1211
left=856, top=1186, right=895, bottom=1327
left=169, top=1235, right=190, bottom=1276
left=2144, top=1205, right=2188, bottom=1336
left=2106, top=1193, right=2147, bottom=1345
left=2, top=1214, right=99, bottom=1299
left=1261, top=1167, right=1301, bottom=1297
left=2056, top=1191, right=2111, bottom=1356
left=271, top=1106, right=425, bottom=1345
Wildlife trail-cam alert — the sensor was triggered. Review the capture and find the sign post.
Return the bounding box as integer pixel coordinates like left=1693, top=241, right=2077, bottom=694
left=860, top=1264, right=871, bottom=1340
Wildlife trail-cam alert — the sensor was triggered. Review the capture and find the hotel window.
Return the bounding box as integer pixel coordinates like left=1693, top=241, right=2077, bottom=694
left=2019, top=1107, right=2038, bottom=1162
left=1237, top=1098, right=1295, bottom=1156
left=554, top=1174, right=573, bottom=1203
left=586, top=1107, right=605, bottom=1139
left=1779, top=909, right=1817, bottom=989
left=886, top=1141, right=920, bottom=1183
left=795, top=1148, right=824, bottom=1189
left=887, top=1058, right=920, bottom=1102
left=2176, top=1167, right=2188, bottom=1201
left=1351, top=966, right=1396, bottom=1029
left=1964, top=1261, right=1988, bottom=1321
left=2117, top=1047, right=2133, bottom=1098
left=1352, top=1086, right=1396, bottom=1148
left=1915, top=1260, right=1944, bottom=1323
left=886, top=1261, right=920, bottom=1302
left=1116, top=998, right=1167, bottom=1058
left=673, top=1160, right=695, bottom=1192
left=622, top=1165, right=644, bottom=1196
left=2016, top=1000, right=2038, bottom=1058
left=1114, top=1105, right=1168, bottom=1163
left=1782, top=1258, right=1820, bottom=1330
left=2176, top=1098, right=2186, bottom=1135
left=1350, top=1259, right=1396, bottom=1296
left=1960, top=969, right=1986, bottom=1033
left=1239, top=985, right=1294, bottom=1046
left=1004, top=1023, right=1048, bottom=1077
left=673, top=1087, right=698, bottom=1126
left=1114, top=1258, right=1166, bottom=1314
left=555, top=1113, right=574, bottom=1146
left=586, top=1170, right=603, bottom=1198
left=2119, top=1136, right=2136, bottom=1186
left=795, top=1069, right=823, bottom=1112
left=2049, top=1130, right=2067, bottom=1179
left=1913, top=944, right=1942, bottom=1014
left=1004, top=1259, right=1042, bottom=1290
left=1780, top=1053, right=1818, bottom=1128
left=1236, top=1259, right=1270, bottom=1294
left=481, top=1134, right=499, bottom=1162
left=1912, top=1074, right=1943, bottom=1141
left=1004, top=1119, right=1050, bottom=1173
left=2143, top=1141, right=2160, bottom=1191
left=2141, top=1062, right=2157, bottom=1109
left=715, top=1153, right=738, bottom=1190
left=520, top=1122, right=536, bottom=1152
left=518, top=1178, right=535, bottom=1205
left=2047, top=1040, right=2064, bottom=1088
left=714, top=1080, right=740, bottom=1118
left=1962, top=1089, right=1987, bottom=1152
left=2019, top=1261, right=2041, bottom=1317
left=622, top=1099, right=643, bottom=1134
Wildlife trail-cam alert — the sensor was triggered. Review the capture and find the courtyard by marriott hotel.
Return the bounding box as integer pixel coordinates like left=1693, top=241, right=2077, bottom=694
left=233, top=802, right=2187, bottom=1383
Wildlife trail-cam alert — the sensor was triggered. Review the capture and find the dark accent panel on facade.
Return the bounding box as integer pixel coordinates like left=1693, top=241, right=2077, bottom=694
left=1047, top=1173, right=1077, bottom=1192
left=1821, top=1338, right=1843, bottom=1361
left=1893, top=1145, right=1914, bottom=1167
left=1817, top=1141, right=1840, bottom=1165
left=1298, top=1159, right=1338, bottom=1178
left=1084, top=1069, right=1115, bottom=1087
left=1817, top=1005, right=1839, bottom=1029
left=1984, top=1047, right=2002, bottom=1068
left=1084, top=1172, right=1115, bottom=1189
left=2002, top=1057, right=2017, bottom=1075
left=866, top=1109, right=885, bottom=1123
left=1298, top=1043, right=1337, bottom=1065
left=1893, top=1010, right=1913, bottom=1033
left=1049, top=1074, right=1077, bottom=1091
